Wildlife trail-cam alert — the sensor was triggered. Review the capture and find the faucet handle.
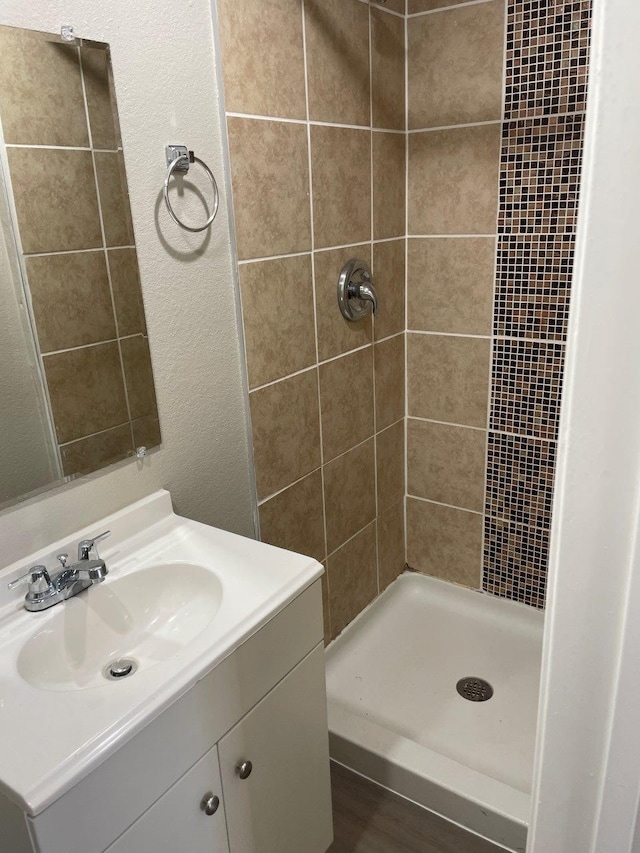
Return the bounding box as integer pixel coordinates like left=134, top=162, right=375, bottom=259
left=78, top=530, right=111, bottom=561
left=8, top=565, right=53, bottom=595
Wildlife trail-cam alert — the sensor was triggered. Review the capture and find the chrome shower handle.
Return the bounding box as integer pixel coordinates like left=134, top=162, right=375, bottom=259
left=338, top=259, right=378, bottom=321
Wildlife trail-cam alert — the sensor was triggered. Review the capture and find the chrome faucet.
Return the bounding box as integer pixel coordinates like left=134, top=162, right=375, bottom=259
left=8, top=531, right=111, bottom=612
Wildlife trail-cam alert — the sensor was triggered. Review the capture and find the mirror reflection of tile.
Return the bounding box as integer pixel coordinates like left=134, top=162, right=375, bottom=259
left=0, top=26, right=160, bottom=507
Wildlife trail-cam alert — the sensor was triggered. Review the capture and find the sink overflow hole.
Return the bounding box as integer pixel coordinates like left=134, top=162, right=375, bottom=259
left=456, top=677, right=493, bottom=702
left=104, top=658, right=138, bottom=681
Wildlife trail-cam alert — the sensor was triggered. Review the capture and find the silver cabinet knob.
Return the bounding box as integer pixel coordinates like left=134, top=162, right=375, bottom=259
left=200, top=792, right=220, bottom=816
left=236, top=760, right=253, bottom=780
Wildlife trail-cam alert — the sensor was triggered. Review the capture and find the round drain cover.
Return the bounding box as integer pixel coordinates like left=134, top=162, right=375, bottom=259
left=456, top=676, right=493, bottom=702
left=104, top=658, right=138, bottom=681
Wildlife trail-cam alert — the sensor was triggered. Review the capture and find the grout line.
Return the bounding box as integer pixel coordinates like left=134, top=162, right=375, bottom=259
left=4, top=143, right=92, bottom=151
left=237, top=235, right=405, bottom=266
left=326, top=517, right=378, bottom=562
left=368, top=1, right=405, bottom=20
left=227, top=111, right=403, bottom=135
left=407, top=0, right=497, bottom=18
left=407, top=233, right=496, bottom=239
left=406, top=494, right=484, bottom=516
left=407, top=415, right=486, bottom=432
left=24, top=245, right=135, bottom=259
left=58, top=421, right=133, bottom=448
left=41, top=334, right=142, bottom=359
left=408, top=118, right=502, bottom=133
left=407, top=329, right=491, bottom=340
left=403, top=4, right=409, bottom=568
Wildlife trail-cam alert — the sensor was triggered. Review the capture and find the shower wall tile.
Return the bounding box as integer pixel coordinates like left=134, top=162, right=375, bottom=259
left=376, top=420, right=405, bottom=512
left=483, top=517, right=548, bottom=608
left=259, top=469, right=326, bottom=563
left=407, top=333, right=490, bottom=427
left=319, top=346, right=374, bottom=462
left=305, top=0, right=370, bottom=126
left=373, top=131, right=406, bottom=239
left=371, top=8, right=405, bottom=131
left=407, top=237, right=495, bottom=335
left=407, top=419, right=486, bottom=512
left=408, top=125, right=502, bottom=234
left=407, top=498, right=483, bottom=589
left=0, top=31, right=88, bottom=146
left=227, top=118, right=311, bottom=260
left=217, top=0, right=306, bottom=119
left=328, top=521, right=378, bottom=639
left=239, top=254, right=316, bottom=388
left=26, top=251, right=115, bottom=352
left=94, top=152, right=135, bottom=247
left=108, top=248, right=147, bottom=338
left=408, top=0, right=504, bottom=129
left=250, top=369, right=321, bottom=500
left=219, top=0, right=407, bottom=641
left=408, top=0, right=461, bottom=12
left=44, top=342, right=128, bottom=444
left=315, top=245, right=373, bottom=361
left=60, top=424, right=132, bottom=478
left=373, top=239, right=405, bottom=340
left=374, top=334, right=405, bottom=430
left=311, top=125, right=371, bottom=248
left=324, top=439, right=376, bottom=554
left=81, top=46, right=120, bottom=150
left=7, top=148, right=102, bottom=253
left=377, top=500, right=406, bottom=591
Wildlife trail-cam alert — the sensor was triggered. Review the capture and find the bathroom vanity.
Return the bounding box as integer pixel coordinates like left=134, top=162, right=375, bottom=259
left=0, top=491, right=333, bottom=853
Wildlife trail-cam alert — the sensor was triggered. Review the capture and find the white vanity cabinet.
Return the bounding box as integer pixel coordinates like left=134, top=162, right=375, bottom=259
left=6, top=581, right=333, bottom=853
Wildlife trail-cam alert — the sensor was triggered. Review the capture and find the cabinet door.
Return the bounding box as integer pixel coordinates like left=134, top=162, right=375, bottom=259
left=106, top=744, right=229, bottom=853
left=219, top=643, right=333, bottom=853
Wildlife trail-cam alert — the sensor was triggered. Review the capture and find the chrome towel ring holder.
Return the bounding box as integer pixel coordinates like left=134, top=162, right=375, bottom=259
left=163, top=144, right=219, bottom=233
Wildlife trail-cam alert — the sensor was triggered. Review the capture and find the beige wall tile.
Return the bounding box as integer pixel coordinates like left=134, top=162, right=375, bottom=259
left=373, top=239, right=405, bottom=340
left=240, top=255, right=316, bottom=388
left=131, top=415, right=161, bottom=450
left=408, top=125, right=501, bottom=234
left=312, top=126, right=371, bottom=249
left=407, top=237, right=495, bottom=334
left=7, top=148, right=102, bottom=253
left=305, top=0, right=370, bottom=125
left=372, top=8, right=405, bottom=131
left=228, top=118, right=311, bottom=260
left=0, top=29, right=88, bottom=146
left=373, top=132, right=406, bottom=239
left=407, top=419, right=486, bottom=510
left=408, top=1, right=505, bottom=128
left=218, top=0, right=306, bottom=119
left=108, top=248, right=147, bottom=337
left=315, top=245, right=372, bottom=361
left=374, top=0, right=405, bottom=14
left=375, top=334, right=405, bottom=430
left=120, top=335, right=158, bottom=420
left=377, top=419, right=405, bottom=511
left=81, top=46, right=119, bottom=150
left=61, top=424, right=132, bottom=477
left=94, top=152, right=135, bottom=247
left=44, top=341, right=128, bottom=444
left=409, top=0, right=474, bottom=13
left=259, top=469, right=325, bottom=562
left=320, top=347, right=374, bottom=462
left=324, top=438, right=376, bottom=552
left=328, top=521, right=378, bottom=638
left=26, top=251, right=115, bottom=353
left=407, top=333, right=490, bottom=426
left=250, top=369, right=321, bottom=499
left=378, top=500, right=405, bottom=591
left=407, top=497, right=482, bottom=587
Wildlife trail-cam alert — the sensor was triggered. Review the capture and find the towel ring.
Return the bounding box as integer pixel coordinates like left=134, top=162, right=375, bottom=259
left=163, top=144, right=219, bottom=233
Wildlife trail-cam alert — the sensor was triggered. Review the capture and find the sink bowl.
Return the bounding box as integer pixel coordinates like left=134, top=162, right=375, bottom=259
left=17, top=563, right=223, bottom=691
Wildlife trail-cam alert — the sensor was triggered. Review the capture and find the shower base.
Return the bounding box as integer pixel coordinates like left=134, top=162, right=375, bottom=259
left=325, top=572, right=544, bottom=852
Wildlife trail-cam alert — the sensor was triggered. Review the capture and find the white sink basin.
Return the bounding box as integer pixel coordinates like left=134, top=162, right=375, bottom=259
left=17, top=563, right=223, bottom=691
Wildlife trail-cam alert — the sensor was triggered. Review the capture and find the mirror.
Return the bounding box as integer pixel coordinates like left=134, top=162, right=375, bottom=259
left=0, top=24, right=160, bottom=510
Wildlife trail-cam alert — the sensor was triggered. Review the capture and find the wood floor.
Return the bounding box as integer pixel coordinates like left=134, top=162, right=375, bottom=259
left=328, top=762, right=506, bottom=853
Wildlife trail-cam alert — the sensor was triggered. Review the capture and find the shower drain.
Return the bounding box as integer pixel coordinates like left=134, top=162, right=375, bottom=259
left=456, top=677, right=493, bottom=702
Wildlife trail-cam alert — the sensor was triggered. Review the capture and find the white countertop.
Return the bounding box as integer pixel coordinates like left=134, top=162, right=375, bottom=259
left=0, top=490, right=322, bottom=815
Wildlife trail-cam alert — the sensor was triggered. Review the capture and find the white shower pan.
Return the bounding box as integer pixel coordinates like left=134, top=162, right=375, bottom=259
left=325, top=572, right=544, bottom=852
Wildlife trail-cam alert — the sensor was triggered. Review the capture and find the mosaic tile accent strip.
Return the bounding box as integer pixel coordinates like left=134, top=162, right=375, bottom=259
left=490, top=339, right=565, bottom=441
left=483, top=2, right=593, bottom=608
left=485, top=432, right=557, bottom=529
left=505, top=0, right=592, bottom=120
left=494, top=233, right=574, bottom=340
left=498, top=114, right=586, bottom=235
left=484, top=517, right=549, bottom=609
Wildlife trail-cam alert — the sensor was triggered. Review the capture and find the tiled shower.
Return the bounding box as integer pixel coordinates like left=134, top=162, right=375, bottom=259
left=217, top=0, right=592, bottom=636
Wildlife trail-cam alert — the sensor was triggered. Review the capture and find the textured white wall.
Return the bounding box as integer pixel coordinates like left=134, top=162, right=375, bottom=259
left=0, top=0, right=256, bottom=565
